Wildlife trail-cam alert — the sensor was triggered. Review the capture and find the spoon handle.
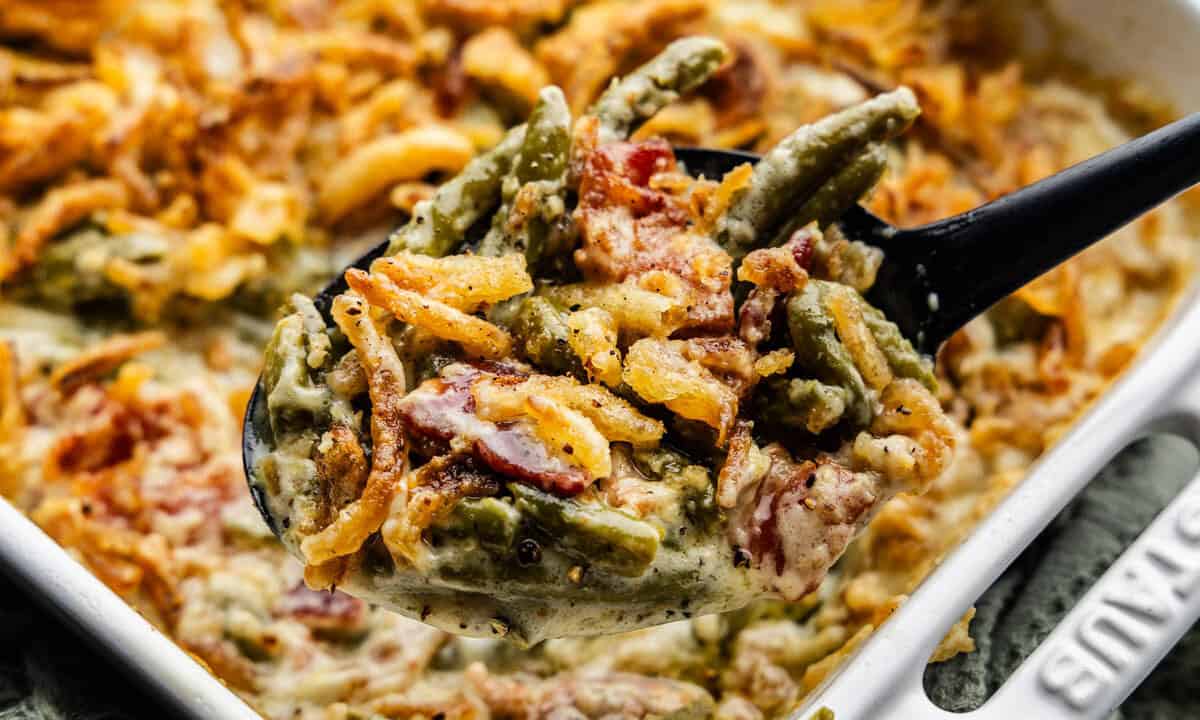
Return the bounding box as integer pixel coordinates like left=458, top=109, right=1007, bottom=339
left=871, top=111, right=1200, bottom=354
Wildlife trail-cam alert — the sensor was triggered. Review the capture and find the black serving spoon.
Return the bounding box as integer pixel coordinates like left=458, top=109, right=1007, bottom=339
left=244, top=112, right=1200, bottom=534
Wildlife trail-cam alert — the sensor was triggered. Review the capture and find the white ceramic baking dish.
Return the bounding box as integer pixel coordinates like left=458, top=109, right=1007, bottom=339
left=2, top=2, right=1199, bottom=718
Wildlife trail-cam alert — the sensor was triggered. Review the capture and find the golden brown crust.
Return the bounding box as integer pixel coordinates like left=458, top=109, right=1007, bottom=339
left=49, top=330, right=165, bottom=394
left=300, top=292, right=409, bottom=567
left=345, top=267, right=515, bottom=360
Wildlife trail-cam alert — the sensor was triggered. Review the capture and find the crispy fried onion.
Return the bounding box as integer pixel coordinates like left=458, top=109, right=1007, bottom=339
left=474, top=372, right=664, bottom=447
left=825, top=282, right=893, bottom=392
left=31, top=376, right=238, bottom=625
left=540, top=281, right=686, bottom=339
left=397, top=363, right=589, bottom=496
left=737, top=228, right=817, bottom=348
left=300, top=292, right=408, bottom=567
left=5, top=178, right=129, bottom=280
left=754, top=349, right=795, bottom=377
left=565, top=307, right=622, bottom=386
left=303, top=424, right=370, bottom=589
left=49, top=330, right=166, bottom=394
left=716, top=421, right=772, bottom=510
left=318, top=125, right=475, bottom=222
left=852, top=378, right=956, bottom=494
left=35, top=496, right=182, bottom=620
left=382, top=454, right=500, bottom=567
left=727, top=444, right=887, bottom=601
left=370, top=251, right=533, bottom=311
left=738, top=237, right=811, bottom=293
left=0, top=342, right=26, bottom=448
left=466, top=664, right=715, bottom=720
left=623, top=337, right=755, bottom=444
left=461, top=27, right=549, bottom=111
left=346, top=266, right=515, bottom=360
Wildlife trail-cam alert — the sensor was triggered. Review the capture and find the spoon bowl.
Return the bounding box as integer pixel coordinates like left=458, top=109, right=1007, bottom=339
left=243, top=113, right=1200, bottom=641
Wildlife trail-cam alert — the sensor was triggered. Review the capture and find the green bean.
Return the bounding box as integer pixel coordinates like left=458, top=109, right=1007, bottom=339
left=756, top=377, right=850, bottom=434
left=436, top=497, right=522, bottom=553
left=510, top=296, right=587, bottom=379
left=987, top=295, right=1052, bottom=347
left=717, top=87, right=920, bottom=261
left=856, top=293, right=936, bottom=389
left=631, top=446, right=691, bottom=482
left=513, top=86, right=571, bottom=184
left=510, top=483, right=660, bottom=576
left=590, top=37, right=729, bottom=143
left=774, top=142, right=888, bottom=241
left=631, top=447, right=718, bottom=532
left=478, top=87, right=573, bottom=267
left=387, top=124, right=527, bottom=258
left=785, top=282, right=873, bottom=428
left=25, top=227, right=193, bottom=316
left=263, top=307, right=332, bottom=438
left=781, top=280, right=931, bottom=429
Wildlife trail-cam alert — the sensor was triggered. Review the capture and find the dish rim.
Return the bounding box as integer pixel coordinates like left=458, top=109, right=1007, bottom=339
left=3, top=3, right=1199, bottom=717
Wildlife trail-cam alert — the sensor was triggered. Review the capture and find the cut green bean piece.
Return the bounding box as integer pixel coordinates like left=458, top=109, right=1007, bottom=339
left=590, top=36, right=729, bottom=143
left=717, top=87, right=919, bottom=260
left=514, top=86, right=571, bottom=184
left=387, top=124, right=527, bottom=258
left=631, top=447, right=718, bottom=531
left=987, top=295, right=1052, bottom=347
left=808, top=278, right=934, bottom=388
left=436, top=497, right=521, bottom=553
left=510, top=483, right=660, bottom=576
left=786, top=283, right=872, bottom=428
left=775, top=142, right=888, bottom=242
left=856, top=293, right=936, bottom=389
left=479, top=87, right=573, bottom=267
left=25, top=228, right=138, bottom=312
left=511, top=296, right=586, bottom=379
left=757, top=377, right=850, bottom=434
left=263, top=304, right=332, bottom=438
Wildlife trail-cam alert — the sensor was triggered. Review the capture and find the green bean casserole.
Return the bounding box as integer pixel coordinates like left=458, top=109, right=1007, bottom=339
left=1, top=1, right=1197, bottom=718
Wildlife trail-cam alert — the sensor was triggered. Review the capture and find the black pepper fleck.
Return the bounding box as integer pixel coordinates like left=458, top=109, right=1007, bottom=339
left=733, top=547, right=752, bottom=568
left=517, top=538, right=542, bottom=566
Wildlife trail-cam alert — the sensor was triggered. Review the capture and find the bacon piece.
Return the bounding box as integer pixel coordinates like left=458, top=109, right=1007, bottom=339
left=397, top=364, right=590, bottom=496
left=277, top=581, right=368, bottom=634
left=574, top=139, right=734, bottom=334
left=735, top=229, right=818, bottom=349
left=790, top=227, right=816, bottom=271
left=738, top=287, right=779, bottom=348
left=475, top=429, right=587, bottom=496
left=700, top=39, right=773, bottom=127
left=728, top=445, right=884, bottom=601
